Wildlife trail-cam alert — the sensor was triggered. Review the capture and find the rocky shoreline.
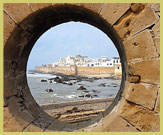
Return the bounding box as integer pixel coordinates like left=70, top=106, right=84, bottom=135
left=41, top=97, right=114, bottom=123
left=37, top=72, right=120, bottom=99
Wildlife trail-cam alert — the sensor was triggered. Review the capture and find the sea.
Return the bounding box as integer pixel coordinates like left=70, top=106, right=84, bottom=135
left=27, top=72, right=121, bottom=105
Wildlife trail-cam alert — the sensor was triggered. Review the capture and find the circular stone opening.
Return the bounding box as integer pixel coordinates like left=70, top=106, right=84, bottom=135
left=4, top=4, right=126, bottom=131
left=27, top=21, right=122, bottom=122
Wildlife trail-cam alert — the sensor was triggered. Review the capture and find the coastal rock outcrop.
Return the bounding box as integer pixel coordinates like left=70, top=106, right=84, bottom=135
left=45, top=89, right=54, bottom=92
left=77, top=86, right=87, bottom=90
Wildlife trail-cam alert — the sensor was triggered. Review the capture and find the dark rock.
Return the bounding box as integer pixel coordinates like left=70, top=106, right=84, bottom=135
left=62, top=82, right=67, bottom=84
left=67, top=82, right=73, bottom=86
left=85, top=94, right=93, bottom=98
left=62, top=76, right=70, bottom=81
left=92, top=90, right=97, bottom=92
left=98, top=83, right=106, bottom=87
left=93, top=77, right=101, bottom=80
left=41, top=79, right=47, bottom=82
left=49, top=80, right=52, bottom=83
left=92, top=90, right=100, bottom=93
left=48, top=77, right=56, bottom=80
left=55, top=77, right=62, bottom=83
left=79, top=95, right=84, bottom=98
left=93, top=95, right=98, bottom=97
left=77, top=86, right=87, bottom=90
left=111, top=83, right=118, bottom=85
left=83, top=90, right=89, bottom=93
left=45, top=89, right=53, bottom=92
left=77, top=80, right=81, bottom=82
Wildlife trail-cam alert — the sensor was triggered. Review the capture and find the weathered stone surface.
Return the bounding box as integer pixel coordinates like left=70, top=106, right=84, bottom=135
left=153, top=37, right=160, bottom=55
left=6, top=96, right=36, bottom=129
left=114, top=4, right=159, bottom=40
left=120, top=100, right=160, bottom=131
left=4, top=36, right=8, bottom=46
left=123, top=30, right=157, bottom=62
left=82, top=3, right=103, bottom=13
left=4, top=3, right=33, bottom=23
left=123, top=83, right=159, bottom=109
left=4, top=107, right=29, bottom=132
left=44, top=120, right=65, bottom=132
left=128, top=59, right=160, bottom=84
left=23, top=123, right=43, bottom=132
left=150, top=3, right=160, bottom=12
left=130, top=3, right=144, bottom=13
left=29, top=3, right=52, bottom=12
left=152, top=21, right=160, bottom=37
left=100, top=3, right=131, bottom=25
left=155, top=89, right=160, bottom=113
left=3, top=12, right=16, bottom=44
left=4, top=97, right=8, bottom=107
left=156, top=11, right=160, bottom=17
left=128, top=75, right=140, bottom=83
left=95, top=116, right=138, bottom=132
left=4, top=76, right=17, bottom=97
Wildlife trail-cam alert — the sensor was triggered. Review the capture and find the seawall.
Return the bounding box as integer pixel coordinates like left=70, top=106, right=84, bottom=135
left=35, top=66, right=119, bottom=77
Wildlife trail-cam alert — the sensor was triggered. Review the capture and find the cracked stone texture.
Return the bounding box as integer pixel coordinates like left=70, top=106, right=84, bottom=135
left=3, top=107, right=29, bottom=132
left=120, top=100, right=160, bottom=131
left=93, top=115, right=138, bottom=132
left=128, top=59, right=160, bottom=84
left=29, top=3, right=53, bottom=12
left=3, top=12, right=16, bottom=45
left=23, top=123, right=43, bottom=132
left=114, top=4, right=159, bottom=40
left=4, top=3, right=33, bottom=23
left=155, top=89, right=160, bottom=113
left=123, top=30, right=158, bottom=62
left=153, top=37, right=160, bottom=55
left=152, top=21, right=160, bottom=37
left=123, top=82, right=159, bottom=110
left=150, top=3, right=160, bottom=12
left=100, top=3, right=131, bottom=25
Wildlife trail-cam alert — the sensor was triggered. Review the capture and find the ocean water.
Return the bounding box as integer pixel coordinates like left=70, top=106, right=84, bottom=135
left=27, top=73, right=121, bottom=104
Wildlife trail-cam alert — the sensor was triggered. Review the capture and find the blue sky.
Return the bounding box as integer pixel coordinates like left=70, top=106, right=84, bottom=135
left=27, top=22, right=119, bottom=70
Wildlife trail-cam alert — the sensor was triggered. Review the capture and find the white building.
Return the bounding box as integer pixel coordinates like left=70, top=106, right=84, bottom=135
left=52, top=55, right=121, bottom=68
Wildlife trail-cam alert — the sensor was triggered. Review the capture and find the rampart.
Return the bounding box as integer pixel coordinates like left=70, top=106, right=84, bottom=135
left=35, top=66, right=116, bottom=77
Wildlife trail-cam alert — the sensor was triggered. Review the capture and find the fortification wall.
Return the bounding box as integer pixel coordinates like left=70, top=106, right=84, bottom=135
left=35, top=66, right=115, bottom=77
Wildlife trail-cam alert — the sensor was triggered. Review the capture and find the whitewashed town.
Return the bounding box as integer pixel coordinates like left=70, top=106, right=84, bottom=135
left=36, top=55, right=122, bottom=78
left=44, top=55, right=121, bottom=68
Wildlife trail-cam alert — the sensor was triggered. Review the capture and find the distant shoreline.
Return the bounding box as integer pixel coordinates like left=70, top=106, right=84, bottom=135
left=27, top=69, right=121, bottom=80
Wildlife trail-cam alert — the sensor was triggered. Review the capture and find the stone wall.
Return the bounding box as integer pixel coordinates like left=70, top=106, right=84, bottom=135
left=35, top=66, right=115, bottom=77
left=3, top=3, right=160, bottom=132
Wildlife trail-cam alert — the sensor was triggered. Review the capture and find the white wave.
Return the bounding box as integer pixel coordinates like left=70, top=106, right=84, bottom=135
left=27, top=73, right=56, bottom=78
left=66, top=95, right=77, bottom=99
